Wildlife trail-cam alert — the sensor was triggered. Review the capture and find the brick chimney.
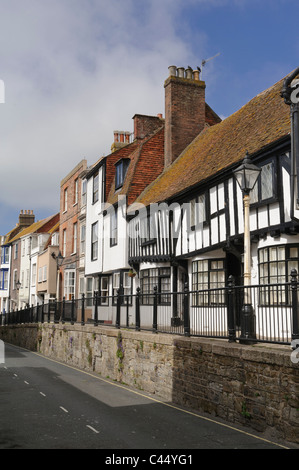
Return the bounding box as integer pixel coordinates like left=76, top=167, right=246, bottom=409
left=19, top=210, right=35, bottom=227
left=133, top=114, right=164, bottom=140
left=164, top=66, right=206, bottom=168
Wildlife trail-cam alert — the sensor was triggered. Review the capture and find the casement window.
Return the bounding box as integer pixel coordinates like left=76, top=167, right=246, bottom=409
left=140, top=268, right=171, bottom=305
left=91, top=222, right=98, bottom=261
left=258, top=245, right=299, bottom=305
left=93, top=172, right=99, bottom=204
left=192, top=259, right=225, bottom=306
left=251, top=161, right=275, bottom=204
left=64, top=188, right=68, bottom=212
left=110, top=209, right=118, bottom=247
left=115, top=160, right=129, bottom=190
left=0, top=269, right=8, bottom=290
left=64, top=270, right=75, bottom=301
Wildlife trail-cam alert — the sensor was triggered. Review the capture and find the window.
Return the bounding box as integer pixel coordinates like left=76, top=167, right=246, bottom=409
left=91, top=222, right=98, bottom=261
left=81, top=179, right=87, bottom=206
left=1, top=246, right=9, bottom=264
left=259, top=245, right=299, bottom=305
left=112, top=272, right=120, bottom=301
left=72, top=222, right=77, bottom=254
left=100, top=276, right=109, bottom=305
left=80, top=224, right=86, bottom=255
left=190, top=193, right=206, bottom=228
left=110, top=209, right=118, bottom=247
left=115, top=160, right=129, bottom=189
left=192, top=259, right=225, bottom=306
left=251, top=161, right=275, bottom=204
left=38, top=267, right=43, bottom=283
left=93, top=172, right=99, bottom=204
left=14, top=243, right=18, bottom=259
left=32, top=264, right=36, bottom=286
left=13, top=270, right=18, bottom=290
left=140, top=268, right=171, bottom=305
left=0, top=270, right=8, bottom=290
left=62, top=229, right=66, bottom=257
left=140, top=214, right=156, bottom=244
left=64, top=270, right=75, bottom=300
left=74, top=178, right=78, bottom=205
left=86, top=277, right=93, bottom=307
left=64, top=188, right=68, bottom=212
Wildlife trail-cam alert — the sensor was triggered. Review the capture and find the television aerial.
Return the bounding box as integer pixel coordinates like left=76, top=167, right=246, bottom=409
left=200, top=52, right=220, bottom=79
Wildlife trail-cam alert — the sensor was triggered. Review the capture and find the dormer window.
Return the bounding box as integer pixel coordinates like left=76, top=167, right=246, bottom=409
left=115, top=159, right=129, bottom=190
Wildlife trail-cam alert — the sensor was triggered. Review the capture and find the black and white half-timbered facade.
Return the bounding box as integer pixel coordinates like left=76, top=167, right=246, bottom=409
left=126, top=67, right=299, bottom=341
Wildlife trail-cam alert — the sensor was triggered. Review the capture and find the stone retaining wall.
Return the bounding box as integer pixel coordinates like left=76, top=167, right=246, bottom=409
left=0, top=323, right=298, bottom=444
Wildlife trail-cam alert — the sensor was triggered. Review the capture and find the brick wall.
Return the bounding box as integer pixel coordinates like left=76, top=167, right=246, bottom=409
left=164, top=76, right=206, bottom=168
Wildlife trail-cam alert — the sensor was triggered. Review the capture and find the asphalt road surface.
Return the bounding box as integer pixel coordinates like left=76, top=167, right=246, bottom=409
left=0, top=342, right=295, bottom=453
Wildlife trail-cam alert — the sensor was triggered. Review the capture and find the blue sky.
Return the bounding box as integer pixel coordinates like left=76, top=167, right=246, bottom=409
left=0, top=0, right=298, bottom=236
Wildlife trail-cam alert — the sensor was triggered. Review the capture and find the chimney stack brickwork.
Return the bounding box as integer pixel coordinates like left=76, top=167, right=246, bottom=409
left=164, top=66, right=206, bottom=168
left=133, top=114, right=164, bottom=140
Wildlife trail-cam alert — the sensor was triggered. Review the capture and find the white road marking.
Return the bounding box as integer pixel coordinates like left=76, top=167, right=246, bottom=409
left=60, top=406, right=68, bottom=413
left=40, top=392, right=46, bottom=397
left=86, top=425, right=99, bottom=434
left=24, top=381, right=29, bottom=385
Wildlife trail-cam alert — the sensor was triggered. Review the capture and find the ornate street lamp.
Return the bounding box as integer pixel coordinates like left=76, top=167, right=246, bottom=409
left=16, top=279, right=21, bottom=311
left=51, top=251, right=64, bottom=300
left=233, top=151, right=261, bottom=343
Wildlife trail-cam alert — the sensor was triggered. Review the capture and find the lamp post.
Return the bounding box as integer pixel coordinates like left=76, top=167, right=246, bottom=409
left=233, top=151, right=261, bottom=343
left=51, top=251, right=64, bottom=300
left=16, top=279, right=21, bottom=310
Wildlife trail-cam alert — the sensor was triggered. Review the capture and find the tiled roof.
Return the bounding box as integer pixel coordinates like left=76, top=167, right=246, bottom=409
left=135, top=75, right=293, bottom=207
left=107, top=127, right=165, bottom=206
left=9, top=213, right=59, bottom=243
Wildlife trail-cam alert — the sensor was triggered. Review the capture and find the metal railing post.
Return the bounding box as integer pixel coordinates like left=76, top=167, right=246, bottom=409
left=153, top=286, right=158, bottom=333
left=81, top=293, right=85, bottom=326
left=94, top=291, right=98, bottom=326
left=116, top=289, right=121, bottom=329
left=291, top=269, right=299, bottom=344
left=41, top=300, right=45, bottom=324
left=62, top=297, right=65, bottom=324
left=183, top=282, right=190, bottom=337
left=71, top=295, right=75, bottom=325
left=227, top=275, right=236, bottom=342
left=135, top=287, right=140, bottom=331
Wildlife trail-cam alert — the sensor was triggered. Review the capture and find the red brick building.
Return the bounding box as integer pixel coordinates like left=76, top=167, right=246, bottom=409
left=59, top=159, right=87, bottom=300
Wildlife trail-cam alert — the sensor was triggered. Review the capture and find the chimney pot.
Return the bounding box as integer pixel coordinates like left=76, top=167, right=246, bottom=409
left=168, top=66, right=177, bottom=77
left=193, top=70, right=200, bottom=81
left=177, top=67, right=185, bottom=78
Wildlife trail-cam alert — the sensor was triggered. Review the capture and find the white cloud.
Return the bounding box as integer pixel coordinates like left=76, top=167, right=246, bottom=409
left=0, top=0, right=203, bottom=219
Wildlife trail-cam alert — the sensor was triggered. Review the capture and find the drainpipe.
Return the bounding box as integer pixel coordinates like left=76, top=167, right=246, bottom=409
left=281, top=66, right=299, bottom=222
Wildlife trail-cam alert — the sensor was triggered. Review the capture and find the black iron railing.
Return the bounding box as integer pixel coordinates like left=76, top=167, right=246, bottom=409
left=1, top=270, right=299, bottom=347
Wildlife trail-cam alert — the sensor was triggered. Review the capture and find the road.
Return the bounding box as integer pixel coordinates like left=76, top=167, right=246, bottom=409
left=0, top=342, right=294, bottom=452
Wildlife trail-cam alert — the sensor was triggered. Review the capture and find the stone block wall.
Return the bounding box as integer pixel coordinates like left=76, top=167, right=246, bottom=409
left=0, top=323, right=298, bottom=444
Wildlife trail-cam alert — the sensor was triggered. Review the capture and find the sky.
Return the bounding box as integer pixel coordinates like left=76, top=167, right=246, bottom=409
left=0, top=0, right=299, bottom=236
